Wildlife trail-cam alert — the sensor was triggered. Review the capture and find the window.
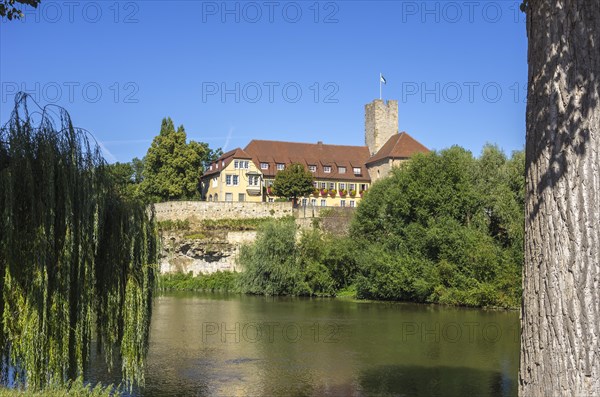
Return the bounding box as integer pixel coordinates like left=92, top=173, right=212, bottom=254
left=313, top=181, right=318, bottom=188
left=214, top=193, right=218, bottom=201
left=222, top=161, right=225, bottom=166
left=234, top=160, right=239, bottom=169
left=329, top=182, right=335, bottom=190
left=319, top=182, right=326, bottom=189
left=249, top=175, right=260, bottom=186
left=311, top=199, right=317, bottom=206
left=349, top=183, right=356, bottom=191
left=238, top=193, right=245, bottom=202
left=350, top=200, right=355, bottom=207
left=360, top=184, right=368, bottom=191
left=339, top=183, right=346, bottom=190
left=208, top=194, right=213, bottom=202
left=339, top=166, right=346, bottom=174
left=302, top=198, right=307, bottom=207
left=340, top=200, right=346, bottom=207
left=321, top=199, right=326, bottom=207
left=354, top=167, right=362, bottom=175
left=267, top=180, right=274, bottom=187
left=212, top=177, right=218, bottom=188
left=226, top=175, right=232, bottom=185
left=268, top=197, right=274, bottom=202
left=277, top=163, right=285, bottom=171
left=225, top=193, right=233, bottom=202
left=323, top=166, right=331, bottom=173
left=232, top=175, right=239, bottom=186
left=210, top=164, right=213, bottom=170
left=261, top=163, right=269, bottom=170
left=309, top=165, right=317, bottom=172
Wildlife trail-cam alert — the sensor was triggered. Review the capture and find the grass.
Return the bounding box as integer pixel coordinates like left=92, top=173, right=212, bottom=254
left=157, top=219, right=190, bottom=231
left=158, top=271, right=240, bottom=292
left=182, top=232, right=207, bottom=240
left=200, top=216, right=294, bottom=231
left=0, top=379, right=115, bottom=397
left=336, top=285, right=357, bottom=298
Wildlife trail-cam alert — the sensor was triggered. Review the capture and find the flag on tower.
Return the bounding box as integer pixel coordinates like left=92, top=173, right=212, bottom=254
left=380, top=74, right=387, bottom=84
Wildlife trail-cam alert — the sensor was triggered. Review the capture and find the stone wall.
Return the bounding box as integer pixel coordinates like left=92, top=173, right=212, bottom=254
left=155, top=201, right=355, bottom=275
left=365, top=99, right=399, bottom=156
left=153, top=201, right=294, bottom=222
left=159, top=230, right=257, bottom=275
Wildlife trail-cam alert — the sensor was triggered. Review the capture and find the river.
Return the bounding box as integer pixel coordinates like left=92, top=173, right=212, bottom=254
left=87, top=292, right=520, bottom=396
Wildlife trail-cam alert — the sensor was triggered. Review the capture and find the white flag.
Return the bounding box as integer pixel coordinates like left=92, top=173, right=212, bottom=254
left=380, top=75, right=387, bottom=84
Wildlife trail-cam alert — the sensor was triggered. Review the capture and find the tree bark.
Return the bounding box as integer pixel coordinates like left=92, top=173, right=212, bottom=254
left=520, top=1, right=600, bottom=396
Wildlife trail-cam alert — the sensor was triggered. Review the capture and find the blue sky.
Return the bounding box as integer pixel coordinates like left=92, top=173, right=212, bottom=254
left=0, top=1, right=528, bottom=163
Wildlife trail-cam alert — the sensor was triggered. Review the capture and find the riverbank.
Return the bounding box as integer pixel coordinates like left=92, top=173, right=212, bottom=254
left=157, top=272, right=519, bottom=310
left=0, top=380, right=113, bottom=397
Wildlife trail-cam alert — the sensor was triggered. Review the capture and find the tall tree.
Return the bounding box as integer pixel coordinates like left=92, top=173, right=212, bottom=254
left=142, top=118, right=217, bottom=201
left=0, top=0, right=40, bottom=20
left=520, top=1, right=600, bottom=395
left=271, top=162, right=314, bottom=202
left=0, top=93, right=157, bottom=391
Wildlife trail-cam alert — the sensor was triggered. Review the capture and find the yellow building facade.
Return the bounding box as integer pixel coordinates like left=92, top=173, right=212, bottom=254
left=202, top=149, right=263, bottom=203
left=200, top=99, right=429, bottom=207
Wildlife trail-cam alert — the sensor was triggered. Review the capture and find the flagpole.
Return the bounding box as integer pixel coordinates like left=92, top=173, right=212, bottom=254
left=379, top=73, right=382, bottom=100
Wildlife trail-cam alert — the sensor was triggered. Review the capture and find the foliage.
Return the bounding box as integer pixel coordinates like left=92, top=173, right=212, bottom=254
left=237, top=218, right=306, bottom=295
left=158, top=271, right=239, bottom=292
left=237, top=220, right=359, bottom=297
left=105, top=160, right=143, bottom=201
left=351, top=145, right=524, bottom=308
left=156, top=219, right=190, bottom=231
left=200, top=217, right=291, bottom=231
left=141, top=117, right=220, bottom=201
left=0, top=378, right=115, bottom=396
left=0, top=94, right=158, bottom=390
left=271, top=163, right=314, bottom=200
left=0, top=0, right=40, bottom=20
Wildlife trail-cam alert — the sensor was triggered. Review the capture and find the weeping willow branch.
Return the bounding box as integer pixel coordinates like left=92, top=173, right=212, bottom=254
left=0, top=93, right=158, bottom=391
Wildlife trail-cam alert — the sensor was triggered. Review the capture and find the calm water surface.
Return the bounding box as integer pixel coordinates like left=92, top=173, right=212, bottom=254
left=88, top=292, right=519, bottom=397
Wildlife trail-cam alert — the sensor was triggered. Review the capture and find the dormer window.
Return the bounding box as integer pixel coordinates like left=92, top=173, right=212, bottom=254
left=261, top=163, right=269, bottom=170
left=353, top=167, right=362, bottom=175
left=339, top=166, right=346, bottom=174
left=277, top=163, right=285, bottom=171
left=308, top=165, right=317, bottom=172
left=324, top=166, right=331, bottom=173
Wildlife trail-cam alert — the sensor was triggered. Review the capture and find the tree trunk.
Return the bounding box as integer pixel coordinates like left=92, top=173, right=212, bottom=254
left=520, top=1, right=600, bottom=396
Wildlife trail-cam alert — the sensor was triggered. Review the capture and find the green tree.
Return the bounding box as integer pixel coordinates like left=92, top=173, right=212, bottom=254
left=0, top=93, right=157, bottom=391
left=271, top=162, right=314, bottom=202
left=106, top=161, right=145, bottom=200
left=0, top=0, right=40, bottom=20
left=351, top=146, right=525, bottom=308
left=142, top=117, right=218, bottom=201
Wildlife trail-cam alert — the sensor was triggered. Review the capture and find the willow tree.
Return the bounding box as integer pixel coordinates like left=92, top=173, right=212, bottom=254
left=520, top=1, right=600, bottom=395
left=0, top=93, right=158, bottom=391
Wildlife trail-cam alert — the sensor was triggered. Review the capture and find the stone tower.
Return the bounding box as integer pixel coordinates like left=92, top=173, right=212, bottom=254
left=365, top=99, right=398, bottom=156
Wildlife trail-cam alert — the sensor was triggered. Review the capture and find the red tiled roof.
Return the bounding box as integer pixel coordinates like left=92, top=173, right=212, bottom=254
left=244, top=140, right=372, bottom=182
left=202, top=147, right=254, bottom=177
left=366, top=132, right=429, bottom=165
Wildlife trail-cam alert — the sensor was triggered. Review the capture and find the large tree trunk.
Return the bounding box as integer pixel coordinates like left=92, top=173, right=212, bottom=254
left=520, top=1, right=600, bottom=395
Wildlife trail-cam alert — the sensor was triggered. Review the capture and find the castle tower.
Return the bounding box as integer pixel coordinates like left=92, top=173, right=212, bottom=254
left=365, top=99, right=398, bottom=156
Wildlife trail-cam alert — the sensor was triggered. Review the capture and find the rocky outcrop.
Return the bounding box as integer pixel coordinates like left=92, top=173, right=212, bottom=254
left=159, top=230, right=256, bottom=275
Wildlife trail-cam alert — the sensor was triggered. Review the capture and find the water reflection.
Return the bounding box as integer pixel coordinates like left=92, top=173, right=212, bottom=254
left=87, top=292, right=519, bottom=396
